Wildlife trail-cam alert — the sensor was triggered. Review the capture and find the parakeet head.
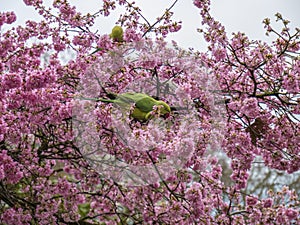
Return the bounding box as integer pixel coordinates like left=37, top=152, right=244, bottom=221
left=157, top=101, right=171, bottom=114
left=145, top=100, right=171, bottom=120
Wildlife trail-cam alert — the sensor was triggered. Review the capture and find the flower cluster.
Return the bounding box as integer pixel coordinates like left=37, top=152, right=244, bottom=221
left=0, top=0, right=299, bottom=224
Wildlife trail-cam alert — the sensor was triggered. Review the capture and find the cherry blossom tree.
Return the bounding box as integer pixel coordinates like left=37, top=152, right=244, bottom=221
left=0, top=0, right=299, bottom=224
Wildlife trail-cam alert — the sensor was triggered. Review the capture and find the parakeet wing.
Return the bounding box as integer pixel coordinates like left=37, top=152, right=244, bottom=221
left=135, top=97, right=156, bottom=112
left=116, top=93, right=156, bottom=112
left=117, top=93, right=147, bottom=101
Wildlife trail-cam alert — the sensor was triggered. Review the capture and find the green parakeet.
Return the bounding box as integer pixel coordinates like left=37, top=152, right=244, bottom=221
left=80, top=92, right=171, bottom=122
left=110, top=25, right=124, bottom=42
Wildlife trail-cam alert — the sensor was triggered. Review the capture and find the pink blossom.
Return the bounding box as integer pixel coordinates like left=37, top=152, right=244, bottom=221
left=23, top=0, right=34, bottom=6
left=193, top=0, right=209, bottom=9
left=246, top=196, right=258, bottom=206
left=0, top=164, right=5, bottom=180
left=5, top=11, right=17, bottom=24
left=124, top=28, right=142, bottom=42
left=0, top=1, right=299, bottom=224
left=3, top=73, right=22, bottom=90
left=0, top=12, right=16, bottom=26
left=0, top=13, right=5, bottom=26
left=285, top=208, right=298, bottom=221
left=263, top=198, right=273, bottom=208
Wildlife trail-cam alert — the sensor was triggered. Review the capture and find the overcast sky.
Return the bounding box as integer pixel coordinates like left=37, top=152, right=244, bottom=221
left=1, top=0, right=300, bottom=51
